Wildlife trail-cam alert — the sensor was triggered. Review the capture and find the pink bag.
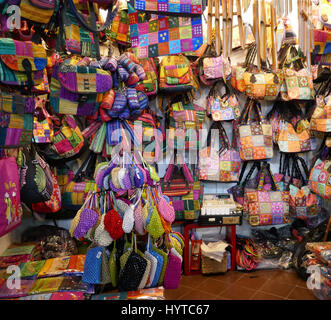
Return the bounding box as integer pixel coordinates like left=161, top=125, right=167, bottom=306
left=155, top=186, right=175, bottom=223
left=0, top=156, right=23, bottom=237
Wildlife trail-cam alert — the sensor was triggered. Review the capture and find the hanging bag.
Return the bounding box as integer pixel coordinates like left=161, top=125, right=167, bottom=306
left=33, top=96, right=54, bottom=144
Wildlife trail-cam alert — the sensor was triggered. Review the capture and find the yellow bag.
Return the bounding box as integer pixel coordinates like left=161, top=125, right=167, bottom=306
left=20, top=0, right=57, bottom=24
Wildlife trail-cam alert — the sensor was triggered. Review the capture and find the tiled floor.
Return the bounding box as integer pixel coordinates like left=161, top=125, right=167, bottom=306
left=164, top=269, right=318, bottom=300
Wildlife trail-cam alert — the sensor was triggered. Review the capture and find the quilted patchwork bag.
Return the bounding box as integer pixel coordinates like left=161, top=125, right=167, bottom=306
left=309, top=148, right=331, bottom=200
left=108, top=6, right=130, bottom=46
left=310, top=94, right=331, bottom=132
left=244, top=162, right=290, bottom=227
left=206, top=80, right=240, bottom=121
left=50, top=62, right=112, bottom=116
left=33, top=96, right=54, bottom=144
left=238, top=99, right=274, bottom=161
left=0, top=91, right=35, bottom=114
left=128, top=4, right=203, bottom=59
left=19, top=0, right=58, bottom=25
left=289, top=155, right=322, bottom=218
left=313, top=29, right=331, bottom=55
left=135, top=58, right=158, bottom=96
left=159, top=54, right=198, bottom=93
left=0, top=38, right=47, bottom=90
left=199, top=121, right=241, bottom=182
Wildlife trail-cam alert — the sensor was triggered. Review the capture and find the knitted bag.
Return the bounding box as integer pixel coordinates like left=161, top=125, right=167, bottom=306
left=82, top=246, right=103, bottom=284
left=0, top=38, right=47, bottom=89
left=104, top=208, right=124, bottom=240
left=109, top=241, right=118, bottom=287
left=0, top=155, right=23, bottom=237
left=244, top=162, right=290, bottom=226
left=50, top=63, right=112, bottom=116
left=145, top=236, right=163, bottom=287
left=154, top=185, right=175, bottom=223
left=19, top=0, right=57, bottom=24
left=146, top=190, right=165, bottom=239
left=238, top=99, right=274, bottom=161
left=163, top=237, right=182, bottom=289
left=20, top=147, right=54, bottom=205
left=152, top=245, right=168, bottom=286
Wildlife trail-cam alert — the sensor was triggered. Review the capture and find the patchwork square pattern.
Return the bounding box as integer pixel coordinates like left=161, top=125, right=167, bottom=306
left=134, top=0, right=202, bottom=14
left=310, top=95, right=331, bottom=132
left=129, top=4, right=203, bottom=58
left=309, top=159, right=331, bottom=199
left=244, top=190, right=290, bottom=226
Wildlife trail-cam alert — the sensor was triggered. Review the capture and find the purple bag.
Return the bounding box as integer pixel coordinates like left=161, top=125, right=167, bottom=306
left=0, top=156, right=23, bottom=237
left=163, top=243, right=182, bottom=289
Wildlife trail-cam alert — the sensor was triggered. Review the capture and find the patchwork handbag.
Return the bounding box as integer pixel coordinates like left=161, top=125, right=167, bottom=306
left=159, top=54, right=198, bottom=93
left=238, top=99, right=274, bottom=161
left=244, top=162, right=290, bottom=227
left=61, top=152, right=98, bottom=210
left=135, top=58, right=158, bottom=96
left=0, top=154, right=23, bottom=237
left=19, top=0, right=58, bottom=25
left=309, top=146, right=331, bottom=200
left=50, top=62, right=112, bottom=116
left=0, top=38, right=47, bottom=90
left=0, top=91, right=35, bottom=114
left=206, top=80, right=240, bottom=122
left=199, top=121, right=241, bottom=182
left=288, top=155, right=322, bottom=218
left=128, top=4, right=203, bottom=58
left=33, top=96, right=54, bottom=144
left=310, top=94, right=331, bottom=133
left=107, top=5, right=130, bottom=46
left=313, top=29, right=331, bottom=55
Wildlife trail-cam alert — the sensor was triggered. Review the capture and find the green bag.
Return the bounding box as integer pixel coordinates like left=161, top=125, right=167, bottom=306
left=109, top=241, right=118, bottom=288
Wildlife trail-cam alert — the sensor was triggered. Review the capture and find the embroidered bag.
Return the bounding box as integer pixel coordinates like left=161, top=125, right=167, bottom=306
left=33, top=96, right=54, bottom=144
left=108, top=4, right=130, bottom=46
left=310, top=94, right=331, bottom=132
left=244, top=162, right=290, bottom=226
left=128, top=4, right=203, bottom=58
left=50, top=62, right=112, bottom=116
left=0, top=155, right=23, bottom=237
left=238, top=99, right=274, bottom=161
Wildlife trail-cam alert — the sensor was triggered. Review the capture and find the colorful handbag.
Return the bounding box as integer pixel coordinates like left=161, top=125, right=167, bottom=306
left=135, top=58, right=158, bottom=96
left=33, top=96, right=54, bottom=144
left=0, top=91, right=35, bottom=114
left=238, top=99, right=274, bottom=161
left=199, top=121, right=241, bottom=182
left=289, top=155, right=322, bottom=218
left=0, top=155, right=23, bottom=237
left=128, top=4, right=203, bottom=58
left=310, top=94, right=331, bottom=132
left=134, top=0, right=202, bottom=15
left=309, top=146, right=331, bottom=200
left=206, top=80, right=240, bottom=121
left=0, top=38, right=47, bottom=90
left=159, top=54, right=198, bottom=93
left=244, top=162, right=290, bottom=226
left=50, top=62, right=112, bottom=116
left=19, top=0, right=58, bottom=25
left=313, top=29, right=331, bottom=55
left=107, top=5, right=130, bottom=46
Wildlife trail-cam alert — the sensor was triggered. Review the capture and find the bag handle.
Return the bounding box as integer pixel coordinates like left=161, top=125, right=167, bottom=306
left=257, top=162, right=279, bottom=191
left=73, top=151, right=97, bottom=182
left=241, top=161, right=261, bottom=189
left=206, top=121, right=230, bottom=152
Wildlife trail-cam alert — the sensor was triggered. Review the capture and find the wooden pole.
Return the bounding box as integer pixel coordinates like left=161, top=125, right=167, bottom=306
left=222, top=0, right=228, bottom=57
left=207, top=0, right=213, bottom=46
left=227, top=0, right=234, bottom=57
left=215, top=0, right=221, bottom=55
left=253, top=0, right=261, bottom=70
left=260, top=0, right=267, bottom=64
left=270, top=1, right=277, bottom=71
left=236, top=0, right=245, bottom=49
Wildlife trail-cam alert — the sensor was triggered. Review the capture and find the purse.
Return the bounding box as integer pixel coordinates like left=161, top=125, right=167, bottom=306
left=135, top=57, right=158, bottom=96
left=20, top=146, right=54, bottom=205
left=0, top=154, right=23, bottom=237
left=244, top=162, right=290, bottom=226
left=33, top=96, right=54, bottom=144
left=206, top=80, right=240, bottom=122
left=238, top=99, right=274, bottom=161
left=19, top=0, right=58, bottom=25
left=309, top=144, right=331, bottom=200
left=50, top=62, right=112, bottom=116
left=128, top=4, right=203, bottom=58
left=0, top=38, right=47, bottom=91
left=199, top=121, right=241, bottom=182
left=107, top=5, right=130, bottom=46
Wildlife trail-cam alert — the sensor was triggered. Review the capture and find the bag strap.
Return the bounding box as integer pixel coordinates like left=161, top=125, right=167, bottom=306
left=73, top=151, right=97, bottom=182
left=241, top=161, right=261, bottom=188
left=206, top=121, right=230, bottom=151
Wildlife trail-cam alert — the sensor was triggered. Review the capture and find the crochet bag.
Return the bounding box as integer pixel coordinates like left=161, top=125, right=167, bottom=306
left=199, top=121, right=241, bottom=182
left=146, top=190, right=165, bottom=239
left=0, top=155, right=23, bottom=237
left=309, top=146, right=331, bottom=200
left=50, top=62, right=112, bottom=116
left=238, top=99, right=273, bottom=161
left=19, top=0, right=58, bottom=25
left=33, top=96, right=54, bottom=144
left=206, top=80, right=240, bottom=122
left=244, top=162, right=290, bottom=226
left=159, top=55, right=197, bottom=93
left=20, top=146, right=54, bottom=205
left=128, top=4, right=203, bottom=58
left=0, top=38, right=47, bottom=90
